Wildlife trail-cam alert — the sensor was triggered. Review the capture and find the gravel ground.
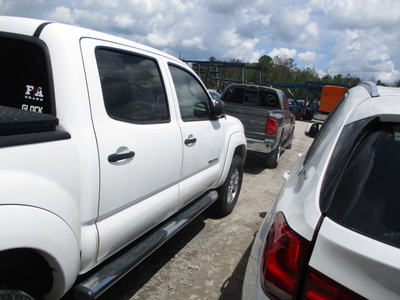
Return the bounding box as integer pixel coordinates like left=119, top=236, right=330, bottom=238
left=66, top=120, right=314, bottom=300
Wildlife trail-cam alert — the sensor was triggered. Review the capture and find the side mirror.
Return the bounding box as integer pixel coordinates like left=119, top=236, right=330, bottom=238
left=305, top=122, right=322, bottom=138
left=212, top=99, right=226, bottom=119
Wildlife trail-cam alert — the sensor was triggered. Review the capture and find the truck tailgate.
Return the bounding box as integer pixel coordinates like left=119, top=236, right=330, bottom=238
left=225, top=104, right=269, bottom=140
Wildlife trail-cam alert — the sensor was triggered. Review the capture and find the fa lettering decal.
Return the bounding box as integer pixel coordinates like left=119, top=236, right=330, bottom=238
left=22, top=104, right=43, bottom=113
left=25, top=85, right=44, bottom=101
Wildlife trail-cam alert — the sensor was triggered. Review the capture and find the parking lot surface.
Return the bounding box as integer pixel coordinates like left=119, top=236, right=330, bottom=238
left=89, top=121, right=313, bottom=300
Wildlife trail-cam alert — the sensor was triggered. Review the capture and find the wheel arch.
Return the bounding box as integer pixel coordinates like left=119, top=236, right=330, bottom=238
left=0, top=205, right=80, bottom=299
left=216, top=130, right=247, bottom=188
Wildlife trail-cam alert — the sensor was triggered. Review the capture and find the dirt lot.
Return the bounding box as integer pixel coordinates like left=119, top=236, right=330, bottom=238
left=90, top=121, right=313, bottom=300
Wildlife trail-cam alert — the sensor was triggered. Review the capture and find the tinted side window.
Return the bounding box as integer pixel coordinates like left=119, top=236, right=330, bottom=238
left=169, top=65, right=211, bottom=121
left=96, top=49, right=169, bottom=123
left=281, top=93, right=289, bottom=110
left=327, top=121, right=400, bottom=248
left=0, top=35, right=53, bottom=115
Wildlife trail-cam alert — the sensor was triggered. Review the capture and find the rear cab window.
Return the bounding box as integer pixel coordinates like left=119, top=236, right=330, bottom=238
left=0, top=34, right=62, bottom=139
left=0, top=34, right=54, bottom=115
left=223, top=85, right=281, bottom=109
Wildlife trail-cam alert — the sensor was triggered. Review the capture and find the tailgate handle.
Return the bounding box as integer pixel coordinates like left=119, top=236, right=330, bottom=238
left=108, top=151, right=135, bottom=162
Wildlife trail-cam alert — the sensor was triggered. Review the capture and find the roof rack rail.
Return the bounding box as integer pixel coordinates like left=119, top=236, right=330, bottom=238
left=358, top=81, right=380, bottom=98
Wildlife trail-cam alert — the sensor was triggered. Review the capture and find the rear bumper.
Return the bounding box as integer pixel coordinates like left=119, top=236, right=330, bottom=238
left=246, top=137, right=276, bottom=154
left=242, top=246, right=270, bottom=300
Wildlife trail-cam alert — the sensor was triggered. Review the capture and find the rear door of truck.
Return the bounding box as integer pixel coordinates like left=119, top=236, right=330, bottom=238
left=81, top=38, right=182, bottom=261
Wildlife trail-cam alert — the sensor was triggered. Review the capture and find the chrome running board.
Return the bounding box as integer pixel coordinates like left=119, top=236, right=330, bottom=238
left=74, top=190, right=218, bottom=300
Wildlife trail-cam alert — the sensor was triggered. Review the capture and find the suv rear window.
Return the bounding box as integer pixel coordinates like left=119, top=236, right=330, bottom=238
left=324, top=119, right=400, bottom=248
left=0, top=35, right=53, bottom=115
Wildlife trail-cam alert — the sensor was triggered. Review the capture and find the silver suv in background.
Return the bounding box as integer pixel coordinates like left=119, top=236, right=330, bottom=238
left=242, top=82, right=400, bottom=300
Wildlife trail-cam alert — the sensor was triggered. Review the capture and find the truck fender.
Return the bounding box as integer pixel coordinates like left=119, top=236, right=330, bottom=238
left=217, top=130, right=246, bottom=188
left=0, top=205, right=80, bottom=299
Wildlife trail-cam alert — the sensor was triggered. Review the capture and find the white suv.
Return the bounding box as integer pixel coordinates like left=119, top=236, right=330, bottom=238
left=242, top=82, right=400, bottom=300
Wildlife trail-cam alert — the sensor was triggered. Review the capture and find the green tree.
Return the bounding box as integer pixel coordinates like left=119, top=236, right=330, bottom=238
left=187, top=55, right=364, bottom=89
left=377, top=79, right=388, bottom=86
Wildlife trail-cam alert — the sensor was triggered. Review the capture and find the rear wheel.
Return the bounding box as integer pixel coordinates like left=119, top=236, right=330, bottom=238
left=285, top=128, right=294, bottom=150
left=265, top=140, right=281, bottom=169
left=0, top=249, right=52, bottom=299
left=213, top=155, right=243, bottom=216
left=303, top=109, right=314, bottom=121
left=0, top=290, right=34, bottom=300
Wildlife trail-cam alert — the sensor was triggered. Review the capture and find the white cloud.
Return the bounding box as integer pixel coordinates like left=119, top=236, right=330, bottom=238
left=113, top=14, right=135, bottom=30
left=182, top=37, right=206, bottom=51
left=146, top=31, right=175, bottom=47
left=83, top=0, right=119, bottom=8
left=0, top=0, right=399, bottom=83
left=268, top=48, right=297, bottom=59
left=328, top=28, right=398, bottom=82
left=298, top=22, right=319, bottom=48
left=47, top=6, right=74, bottom=24
left=217, top=29, right=262, bottom=62
left=236, top=20, right=266, bottom=39
left=298, top=51, right=317, bottom=64
left=311, top=0, right=400, bottom=31
left=203, top=0, right=247, bottom=15
left=269, top=6, right=312, bottom=43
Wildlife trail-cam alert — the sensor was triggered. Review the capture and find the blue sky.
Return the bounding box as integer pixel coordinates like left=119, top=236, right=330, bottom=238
left=1, top=0, right=399, bottom=83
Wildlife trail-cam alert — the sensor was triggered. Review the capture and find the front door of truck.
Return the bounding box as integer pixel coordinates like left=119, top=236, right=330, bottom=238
left=167, top=64, right=224, bottom=209
left=81, top=39, right=182, bottom=261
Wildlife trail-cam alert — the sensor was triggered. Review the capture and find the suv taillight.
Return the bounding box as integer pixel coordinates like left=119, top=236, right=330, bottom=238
left=266, top=117, right=278, bottom=135
left=261, top=212, right=366, bottom=300
left=303, top=268, right=367, bottom=300
left=261, top=212, right=310, bottom=299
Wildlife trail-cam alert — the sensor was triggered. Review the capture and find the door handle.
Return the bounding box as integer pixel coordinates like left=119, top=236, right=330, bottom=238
left=108, top=151, right=135, bottom=162
left=184, top=137, right=197, bottom=145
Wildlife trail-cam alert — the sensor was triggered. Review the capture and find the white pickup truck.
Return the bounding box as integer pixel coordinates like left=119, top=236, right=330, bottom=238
left=0, top=16, right=247, bottom=300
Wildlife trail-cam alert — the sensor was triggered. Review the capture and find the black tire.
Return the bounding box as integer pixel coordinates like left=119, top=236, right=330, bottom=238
left=214, top=155, right=243, bottom=216
left=265, top=140, right=281, bottom=169
left=285, top=128, right=294, bottom=150
left=0, top=289, right=34, bottom=300
left=303, top=109, right=313, bottom=121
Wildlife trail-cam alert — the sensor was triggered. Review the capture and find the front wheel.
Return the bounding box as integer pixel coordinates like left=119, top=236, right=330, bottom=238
left=213, top=155, right=243, bottom=216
